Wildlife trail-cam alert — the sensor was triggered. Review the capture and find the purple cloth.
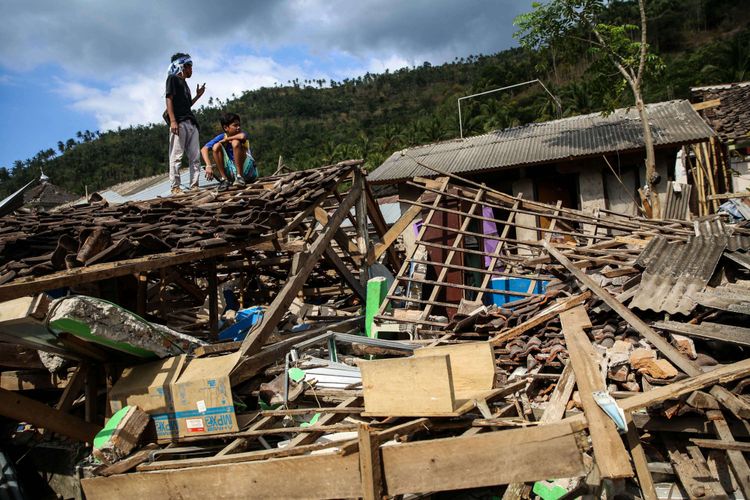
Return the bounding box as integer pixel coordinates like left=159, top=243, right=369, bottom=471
left=482, top=206, right=499, bottom=269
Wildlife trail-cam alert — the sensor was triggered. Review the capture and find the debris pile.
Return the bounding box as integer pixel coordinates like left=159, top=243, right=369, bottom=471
left=1, top=163, right=750, bottom=499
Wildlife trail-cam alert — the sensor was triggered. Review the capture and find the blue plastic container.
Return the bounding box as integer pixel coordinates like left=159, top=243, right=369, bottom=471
left=490, top=277, right=548, bottom=306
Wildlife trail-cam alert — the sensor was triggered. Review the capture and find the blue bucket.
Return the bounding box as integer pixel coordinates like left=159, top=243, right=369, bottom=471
left=489, top=277, right=547, bottom=306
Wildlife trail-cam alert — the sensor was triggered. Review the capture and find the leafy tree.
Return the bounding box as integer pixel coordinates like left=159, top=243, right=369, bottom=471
left=515, top=0, right=665, bottom=217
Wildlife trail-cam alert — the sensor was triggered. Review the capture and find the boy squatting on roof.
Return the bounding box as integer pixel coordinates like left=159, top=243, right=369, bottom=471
left=201, top=113, right=258, bottom=192
left=164, top=52, right=205, bottom=194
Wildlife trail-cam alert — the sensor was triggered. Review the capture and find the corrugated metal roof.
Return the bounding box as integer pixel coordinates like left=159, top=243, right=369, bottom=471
left=368, top=100, right=715, bottom=184
left=693, top=282, right=750, bottom=315
left=630, top=231, right=729, bottom=315
left=64, top=168, right=219, bottom=206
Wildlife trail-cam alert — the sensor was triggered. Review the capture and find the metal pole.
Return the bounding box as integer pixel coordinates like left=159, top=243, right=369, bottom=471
left=457, top=79, right=562, bottom=139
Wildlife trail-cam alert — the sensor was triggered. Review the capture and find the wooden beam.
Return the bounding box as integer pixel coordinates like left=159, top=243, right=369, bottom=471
left=83, top=453, right=363, bottom=499
left=654, top=320, right=750, bottom=347
left=369, top=204, right=421, bottom=265
left=230, top=316, right=362, bottom=385
left=625, top=411, right=658, bottom=500
left=355, top=169, right=370, bottom=290
left=0, top=244, right=252, bottom=303
left=323, top=245, right=366, bottom=300
left=692, top=98, right=721, bottom=111
left=0, top=387, right=101, bottom=442
left=56, top=363, right=89, bottom=412
left=314, top=206, right=360, bottom=258
left=364, top=180, right=401, bottom=270
left=561, top=306, right=633, bottom=479
left=489, top=292, right=590, bottom=345
left=207, top=262, right=219, bottom=342
left=137, top=439, right=352, bottom=472
left=705, top=410, right=750, bottom=500
left=690, top=438, right=750, bottom=452
left=381, top=421, right=587, bottom=495
left=358, top=424, right=384, bottom=500
left=0, top=369, right=70, bottom=391
left=544, top=242, right=701, bottom=377
left=235, top=178, right=363, bottom=361
left=710, top=385, right=750, bottom=420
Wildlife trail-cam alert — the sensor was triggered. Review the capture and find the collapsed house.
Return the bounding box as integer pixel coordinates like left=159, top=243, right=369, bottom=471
left=0, top=100, right=749, bottom=499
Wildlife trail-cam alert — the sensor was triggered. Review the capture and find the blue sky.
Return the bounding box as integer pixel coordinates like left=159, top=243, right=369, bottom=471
left=0, top=0, right=531, bottom=169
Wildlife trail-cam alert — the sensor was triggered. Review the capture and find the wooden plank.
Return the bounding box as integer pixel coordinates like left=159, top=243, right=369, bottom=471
left=0, top=244, right=253, bottom=303
left=665, top=438, right=727, bottom=499
left=0, top=369, right=70, bottom=391
left=97, top=443, right=159, bottom=477
left=138, top=439, right=354, bottom=472
left=413, top=342, right=495, bottom=400
left=0, top=387, right=101, bottom=442
left=369, top=203, right=421, bottom=265
left=56, top=364, right=89, bottom=412
left=654, top=321, right=750, bottom=347
left=314, top=206, right=360, bottom=258
left=707, top=191, right=750, bottom=201
left=358, top=424, right=384, bottom=500
left=382, top=421, right=586, bottom=495
left=364, top=180, right=401, bottom=270
left=692, top=98, right=722, bottom=111
left=540, top=362, right=576, bottom=424
left=323, top=245, right=366, bottom=300
left=561, top=306, right=633, bottom=479
left=359, top=355, right=457, bottom=416
left=285, top=396, right=362, bottom=448
left=355, top=169, right=370, bottom=289
left=544, top=242, right=701, bottom=377
left=489, top=292, right=590, bottom=345
left=235, top=179, right=362, bottom=362
left=690, top=439, right=750, bottom=452
left=710, top=385, right=750, bottom=420
left=82, top=452, right=362, bottom=500
left=625, top=411, right=658, bottom=500
left=706, top=410, right=750, bottom=500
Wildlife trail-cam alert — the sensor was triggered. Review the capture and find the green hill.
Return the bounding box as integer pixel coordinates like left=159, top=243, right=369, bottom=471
left=1, top=0, right=748, bottom=198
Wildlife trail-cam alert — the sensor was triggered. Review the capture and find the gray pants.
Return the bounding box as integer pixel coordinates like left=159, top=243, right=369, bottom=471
left=169, top=120, right=200, bottom=189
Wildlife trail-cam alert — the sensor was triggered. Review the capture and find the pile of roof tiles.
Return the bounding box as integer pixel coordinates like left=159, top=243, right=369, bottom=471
left=0, top=164, right=350, bottom=285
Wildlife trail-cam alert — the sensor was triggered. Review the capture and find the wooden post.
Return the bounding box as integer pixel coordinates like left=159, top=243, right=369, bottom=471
left=136, top=272, right=147, bottom=317
left=561, top=306, right=633, bottom=479
left=234, top=174, right=364, bottom=363
left=355, top=168, right=370, bottom=290
left=0, top=387, right=101, bottom=442
left=208, top=262, right=219, bottom=342
left=625, top=411, right=657, bottom=500
left=358, top=423, right=384, bottom=500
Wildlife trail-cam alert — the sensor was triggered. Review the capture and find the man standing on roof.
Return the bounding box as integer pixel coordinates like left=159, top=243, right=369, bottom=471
left=164, top=52, right=205, bottom=194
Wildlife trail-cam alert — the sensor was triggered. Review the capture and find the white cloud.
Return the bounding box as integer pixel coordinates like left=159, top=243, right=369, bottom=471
left=53, top=53, right=338, bottom=131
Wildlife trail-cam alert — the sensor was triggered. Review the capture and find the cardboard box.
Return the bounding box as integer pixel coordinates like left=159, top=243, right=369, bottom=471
left=171, top=352, right=240, bottom=437
left=109, top=352, right=240, bottom=442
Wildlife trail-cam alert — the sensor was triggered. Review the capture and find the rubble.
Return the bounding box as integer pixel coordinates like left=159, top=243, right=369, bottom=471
left=1, top=159, right=750, bottom=499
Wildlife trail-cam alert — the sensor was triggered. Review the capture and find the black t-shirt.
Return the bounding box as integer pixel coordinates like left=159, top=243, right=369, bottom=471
left=164, top=75, right=197, bottom=126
